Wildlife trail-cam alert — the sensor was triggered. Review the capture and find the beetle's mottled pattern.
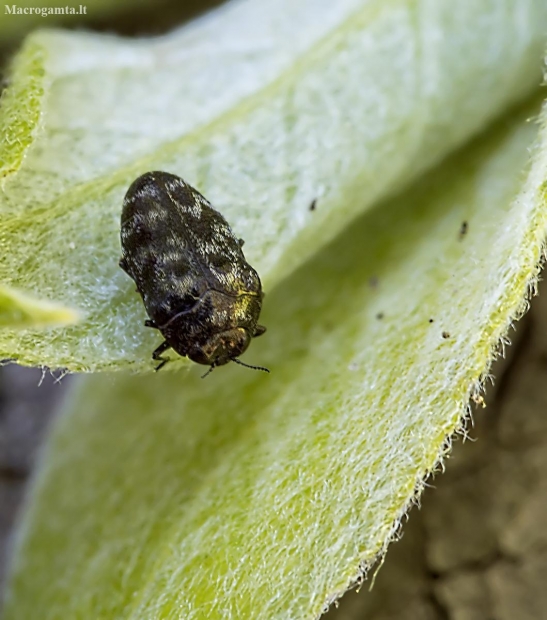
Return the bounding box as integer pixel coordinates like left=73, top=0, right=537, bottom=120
left=120, top=171, right=266, bottom=372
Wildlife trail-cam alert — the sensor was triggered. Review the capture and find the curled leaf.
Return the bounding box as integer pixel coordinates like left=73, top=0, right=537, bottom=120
left=1, top=0, right=546, bottom=370
left=4, top=93, right=547, bottom=619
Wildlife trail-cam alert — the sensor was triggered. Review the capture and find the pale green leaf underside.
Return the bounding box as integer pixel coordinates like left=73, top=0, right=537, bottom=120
left=5, top=94, right=547, bottom=619
left=1, top=0, right=546, bottom=371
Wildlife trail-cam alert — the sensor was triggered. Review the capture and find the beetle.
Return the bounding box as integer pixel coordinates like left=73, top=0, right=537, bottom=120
left=119, top=171, right=268, bottom=376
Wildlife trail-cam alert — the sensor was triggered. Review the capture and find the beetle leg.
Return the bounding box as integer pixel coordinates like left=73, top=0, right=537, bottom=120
left=152, top=341, right=171, bottom=371
left=201, top=365, right=215, bottom=379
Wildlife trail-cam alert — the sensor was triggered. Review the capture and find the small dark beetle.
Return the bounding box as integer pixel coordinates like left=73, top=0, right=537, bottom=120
left=120, top=171, right=268, bottom=375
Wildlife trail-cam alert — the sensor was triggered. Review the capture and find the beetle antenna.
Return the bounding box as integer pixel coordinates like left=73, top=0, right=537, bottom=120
left=231, top=358, right=270, bottom=373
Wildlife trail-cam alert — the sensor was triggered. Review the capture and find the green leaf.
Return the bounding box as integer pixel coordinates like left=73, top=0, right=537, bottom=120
left=0, top=39, right=46, bottom=177
left=1, top=0, right=546, bottom=370
left=4, top=93, right=547, bottom=619
left=3, top=1, right=547, bottom=616
left=0, top=283, right=79, bottom=328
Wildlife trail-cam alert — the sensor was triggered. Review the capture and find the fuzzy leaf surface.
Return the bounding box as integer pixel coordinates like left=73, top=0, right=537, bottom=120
left=1, top=0, right=546, bottom=370
left=4, top=94, right=547, bottom=619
